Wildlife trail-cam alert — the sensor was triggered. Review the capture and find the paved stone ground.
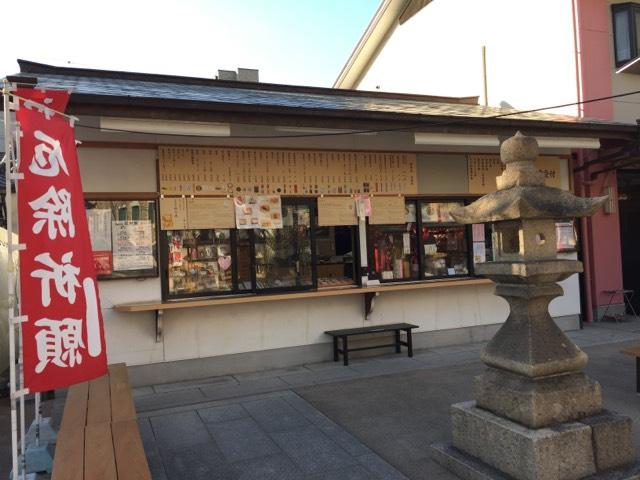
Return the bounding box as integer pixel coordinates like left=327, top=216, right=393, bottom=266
left=3, top=317, right=640, bottom=479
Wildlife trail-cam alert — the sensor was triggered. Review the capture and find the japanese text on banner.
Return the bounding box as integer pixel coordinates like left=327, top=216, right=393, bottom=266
left=16, top=89, right=107, bottom=392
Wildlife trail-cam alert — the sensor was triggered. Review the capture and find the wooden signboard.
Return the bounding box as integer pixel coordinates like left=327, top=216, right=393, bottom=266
left=186, top=198, right=235, bottom=229
left=468, top=155, right=564, bottom=193
left=369, top=196, right=406, bottom=225
left=159, top=147, right=418, bottom=196
left=317, top=197, right=357, bottom=226
left=160, top=197, right=188, bottom=230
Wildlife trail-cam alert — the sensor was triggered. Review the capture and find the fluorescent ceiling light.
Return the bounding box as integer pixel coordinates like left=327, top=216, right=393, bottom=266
left=414, top=133, right=500, bottom=147
left=415, top=133, right=600, bottom=150
left=100, top=117, right=230, bottom=136
left=535, top=137, right=600, bottom=149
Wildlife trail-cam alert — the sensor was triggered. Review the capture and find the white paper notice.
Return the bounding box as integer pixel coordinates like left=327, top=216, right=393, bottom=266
left=112, top=220, right=154, bottom=271
left=87, top=209, right=112, bottom=251
left=403, top=233, right=411, bottom=254
left=424, top=244, right=437, bottom=255
left=473, top=242, right=486, bottom=263
left=234, top=195, right=283, bottom=229
left=472, top=224, right=485, bottom=242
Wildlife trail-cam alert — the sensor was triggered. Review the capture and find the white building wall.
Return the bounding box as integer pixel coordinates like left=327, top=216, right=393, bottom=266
left=358, top=0, right=580, bottom=116
left=78, top=145, right=581, bottom=369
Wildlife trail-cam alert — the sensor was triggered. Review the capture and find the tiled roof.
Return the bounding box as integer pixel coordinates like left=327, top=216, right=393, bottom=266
left=13, top=60, right=631, bottom=130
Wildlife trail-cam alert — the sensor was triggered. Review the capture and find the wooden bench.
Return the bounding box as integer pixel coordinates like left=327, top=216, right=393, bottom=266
left=325, top=323, right=418, bottom=366
left=621, top=346, right=640, bottom=394
left=51, top=363, right=151, bottom=480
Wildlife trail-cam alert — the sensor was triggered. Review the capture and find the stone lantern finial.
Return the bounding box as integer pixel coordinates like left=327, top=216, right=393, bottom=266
left=496, top=131, right=545, bottom=189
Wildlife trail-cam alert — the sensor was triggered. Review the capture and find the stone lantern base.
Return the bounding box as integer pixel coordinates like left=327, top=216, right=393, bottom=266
left=432, top=402, right=640, bottom=480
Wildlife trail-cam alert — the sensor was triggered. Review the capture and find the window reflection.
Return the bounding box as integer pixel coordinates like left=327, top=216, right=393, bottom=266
left=254, top=204, right=313, bottom=290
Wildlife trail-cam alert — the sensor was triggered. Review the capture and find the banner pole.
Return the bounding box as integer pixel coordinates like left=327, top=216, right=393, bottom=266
left=4, top=79, right=19, bottom=479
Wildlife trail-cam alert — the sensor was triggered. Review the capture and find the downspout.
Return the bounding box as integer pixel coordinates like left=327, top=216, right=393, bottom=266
left=576, top=151, right=595, bottom=323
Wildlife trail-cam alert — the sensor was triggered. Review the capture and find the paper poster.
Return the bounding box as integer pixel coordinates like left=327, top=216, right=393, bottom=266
left=159, top=147, right=418, bottom=195
left=186, top=197, right=235, bottom=229
left=535, top=157, right=563, bottom=189
left=160, top=197, right=188, bottom=230
left=403, top=233, right=411, bottom=255
left=468, top=154, right=565, bottom=193
left=87, top=209, right=112, bottom=251
left=472, top=224, right=485, bottom=242
left=421, top=203, right=440, bottom=223
left=354, top=194, right=372, bottom=219
left=317, top=197, right=357, bottom=226
left=369, top=196, right=405, bottom=225
left=424, top=244, right=438, bottom=255
left=92, top=251, right=113, bottom=276
left=556, top=222, right=576, bottom=252
left=234, top=195, right=283, bottom=229
left=473, top=242, right=487, bottom=263
left=112, top=220, right=155, bottom=271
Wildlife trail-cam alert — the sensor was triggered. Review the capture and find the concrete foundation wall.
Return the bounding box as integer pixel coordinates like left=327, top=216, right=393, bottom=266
left=128, top=314, right=580, bottom=387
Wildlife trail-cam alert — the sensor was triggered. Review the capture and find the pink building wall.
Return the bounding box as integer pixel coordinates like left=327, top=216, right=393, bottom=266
left=575, top=0, right=625, bottom=316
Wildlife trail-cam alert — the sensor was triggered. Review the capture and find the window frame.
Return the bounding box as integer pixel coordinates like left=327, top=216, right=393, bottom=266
left=252, top=197, right=318, bottom=294
left=160, top=228, right=239, bottom=301
left=366, top=197, right=481, bottom=284
left=160, top=197, right=324, bottom=300
left=612, top=3, right=640, bottom=67
left=85, top=195, right=160, bottom=281
left=418, top=200, right=475, bottom=280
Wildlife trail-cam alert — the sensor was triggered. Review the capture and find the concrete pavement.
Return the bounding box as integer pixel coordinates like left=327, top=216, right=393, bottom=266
left=5, top=317, right=640, bottom=479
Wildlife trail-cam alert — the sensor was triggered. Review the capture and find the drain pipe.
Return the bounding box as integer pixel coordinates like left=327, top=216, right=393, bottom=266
left=576, top=150, right=595, bottom=323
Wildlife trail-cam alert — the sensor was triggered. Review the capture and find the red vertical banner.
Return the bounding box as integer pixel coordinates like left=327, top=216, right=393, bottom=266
left=16, top=90, right=108, bottom=392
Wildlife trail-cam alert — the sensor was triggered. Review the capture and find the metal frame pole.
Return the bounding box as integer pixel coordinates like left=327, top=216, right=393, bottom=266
left=4, top=79, right=19, bottom=479
left=14, top=110, right=27, bottom=480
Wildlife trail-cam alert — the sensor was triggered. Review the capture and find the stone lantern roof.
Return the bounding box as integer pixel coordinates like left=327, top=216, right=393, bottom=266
left=450, top=131, right=607, bottom=224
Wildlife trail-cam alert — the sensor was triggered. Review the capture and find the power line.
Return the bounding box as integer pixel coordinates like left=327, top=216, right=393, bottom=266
left=2, top=87, right=640, bottom=140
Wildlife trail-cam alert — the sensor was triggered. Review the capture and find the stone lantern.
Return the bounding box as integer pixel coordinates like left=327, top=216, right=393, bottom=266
left=432, top=132, right=639, bottom=480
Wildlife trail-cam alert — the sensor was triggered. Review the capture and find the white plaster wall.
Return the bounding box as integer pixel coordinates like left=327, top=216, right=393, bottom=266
left=77, top=146, right=582, bottom=367
left=358, top=0, right=580, bottom=115
left=78, top=148, right=157, bottom=192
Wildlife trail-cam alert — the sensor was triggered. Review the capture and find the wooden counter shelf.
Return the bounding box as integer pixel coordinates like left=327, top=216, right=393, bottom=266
left=113, top=277, right=493, bottom=342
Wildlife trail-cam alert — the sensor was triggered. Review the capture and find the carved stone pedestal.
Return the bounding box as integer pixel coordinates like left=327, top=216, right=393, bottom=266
left=432, top=402, right=638, bottom=480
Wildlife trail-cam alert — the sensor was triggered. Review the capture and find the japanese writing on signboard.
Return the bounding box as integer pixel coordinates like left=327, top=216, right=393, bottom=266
left=16, top=88, right=107, bottom=392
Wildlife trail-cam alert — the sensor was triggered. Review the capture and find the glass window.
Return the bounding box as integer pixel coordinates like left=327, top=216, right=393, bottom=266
left=369, top=202, right=419, bottom=282
left=85, top=199, right=158, bottom=280
left=166, top=229, right=233, bottom=297
left=420, top=202, right=469, bottom=278
left=612, top=3, right=640, bottom=66
left=615, top=8, right=632, bottom=63
left=236, top=229, right=253, bottom=291
left=315, top=226, right=356, bottom=287
left=254, top=203, right=313, bottom=290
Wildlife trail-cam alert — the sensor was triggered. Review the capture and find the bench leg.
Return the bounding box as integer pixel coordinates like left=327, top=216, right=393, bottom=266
left=406, top=329, right=413, bottom=358
left=395, top=330, right=401, bottom=354
left=333, top=337, right=339, bottom=362
left=637, top=358, right=640, bottom=394
left=342, top=336, right=349, bottom=366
